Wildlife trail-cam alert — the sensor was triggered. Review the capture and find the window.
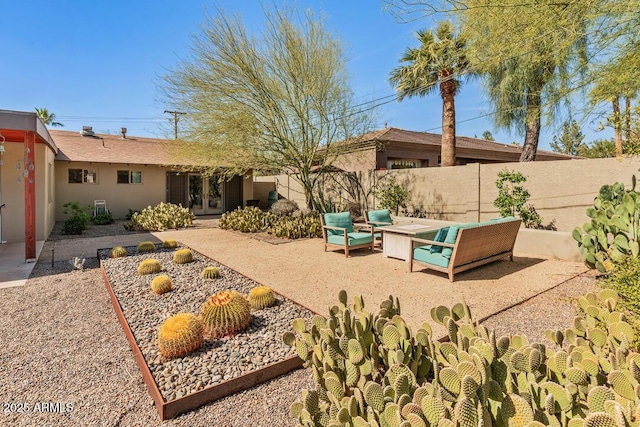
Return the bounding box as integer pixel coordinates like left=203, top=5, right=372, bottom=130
left=68, top=168, right=97, bottom=184
left=117, top=170, right=143, bottom=184
left=387, top=159, right=422, bottom=169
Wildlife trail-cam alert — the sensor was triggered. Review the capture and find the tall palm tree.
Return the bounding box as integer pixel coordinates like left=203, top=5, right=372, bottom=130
left=389, top=21, right=473, bottom=167
left=34, top=107, right=63, bottom=127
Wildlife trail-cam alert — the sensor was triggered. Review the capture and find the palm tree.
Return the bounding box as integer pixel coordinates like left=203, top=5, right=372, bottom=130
left=34, top=107, right=63, bottom=127
left=389, top=21, right=473, bottom=167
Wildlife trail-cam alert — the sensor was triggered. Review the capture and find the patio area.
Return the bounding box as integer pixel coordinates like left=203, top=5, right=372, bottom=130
left=0, top=223, right=594, bottom=426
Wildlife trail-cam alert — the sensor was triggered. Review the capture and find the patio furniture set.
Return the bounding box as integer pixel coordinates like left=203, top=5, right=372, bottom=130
left=320, top=209, right=521, bottom=282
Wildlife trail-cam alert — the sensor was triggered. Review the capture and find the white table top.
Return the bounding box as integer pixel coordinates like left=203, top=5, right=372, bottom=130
left=376, top=224, right=432, bottom=235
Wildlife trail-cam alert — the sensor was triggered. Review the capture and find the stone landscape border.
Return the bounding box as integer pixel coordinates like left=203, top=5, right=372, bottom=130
left=100, top=247, right=318, bottom=421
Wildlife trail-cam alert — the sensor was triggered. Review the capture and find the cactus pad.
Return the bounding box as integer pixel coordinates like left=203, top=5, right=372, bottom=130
left=587, top=386, right=616, bottom=413
left=364, top=381, right=385, bottom=413
left=454, top=397, right=478, bottom=427
left=201, top=266, right=221, bottom=280
left=157, top=312, right=204, bottom=359
left=150, top=275, right=173, bottom=295
left=109, top=246, right=128, bottom=258
left=137, top=259, right=162, bottom=275
left=248, top=286, right=276, bottom=310
left=347, top=338, right=365, bottom=365
left=199, top=290, right=251, bottom=338
left=607, top=370, right=635, bottom=400
left=173, top=248, right=194, bottom=264
left=584, top=412, right=617, bottom=427
left=137, top=241, right=156, bottom=253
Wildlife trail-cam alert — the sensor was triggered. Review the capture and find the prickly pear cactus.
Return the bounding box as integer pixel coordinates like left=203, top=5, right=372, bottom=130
left=173, top=248, right=194, bottom=264
left=199, top=290, right=251, bottom=338
left=573, top=175, right=640, bottom=272
left=137, top=241, right=156, bottom=253
left=157, top=312, right=204, bottom=359
left=137, top=259, right=161, bottom=275
left=248, top=286, right=276, bottom=310
left=150, top=275, right=173, bottom=295
left=109, top=246, right=128, bottom=258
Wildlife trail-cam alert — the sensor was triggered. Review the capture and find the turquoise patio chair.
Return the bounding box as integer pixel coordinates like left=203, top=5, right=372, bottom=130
left=321, top=212, right=375, bottom=257
left=365, top=209, right=393, bottom=246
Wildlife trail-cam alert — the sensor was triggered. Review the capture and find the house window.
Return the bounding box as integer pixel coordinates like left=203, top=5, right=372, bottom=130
left=68, top=168, right=97, bottom=184
left=117, top=170, right=143, bottom=184
left=387, top=159, right=422, bottom=169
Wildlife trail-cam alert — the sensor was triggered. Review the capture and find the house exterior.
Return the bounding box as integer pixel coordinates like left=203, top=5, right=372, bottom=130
left=332, top=127, right=577, bottom=171
left=51, top=129, right=253, bottom=221
left=0, top=109, right=253, bottom=257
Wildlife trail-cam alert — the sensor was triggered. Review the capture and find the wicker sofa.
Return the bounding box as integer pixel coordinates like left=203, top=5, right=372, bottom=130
left=409, top=217, right=522, bottom=281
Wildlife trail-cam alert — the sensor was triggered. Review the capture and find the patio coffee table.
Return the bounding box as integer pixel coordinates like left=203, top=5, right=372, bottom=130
left=376, top=224, right=434, bottom=262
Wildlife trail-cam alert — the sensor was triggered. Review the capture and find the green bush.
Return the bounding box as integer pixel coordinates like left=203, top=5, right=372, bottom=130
left=219, top=207, right=321, bottom=238
left=602, top=256, right=640, bottom=313
left=270, top=211, right=322, bottom=239
left=62, top=201, right=92, bottom=235
left=91, top=212, right=114, bottom=225
left=130, top=203, right=195, bottom=231
left=125, top=208, right=140, bottom=220
left=285, top=289, right=640, bottom=427
left=219, top=207, right=274, bottom=233
left=374, top=178, right=408, bottom=215
left=494, top=170, right=543, bottom=228
left=270, top=199, right=299, bottom=216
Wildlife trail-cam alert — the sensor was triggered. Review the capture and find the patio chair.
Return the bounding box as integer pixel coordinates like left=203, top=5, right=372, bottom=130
left=321, top=212, right=375, bottom=257
left=365, top=209, right=393, bottom=246
left=94, top=200, right=108, bottom=216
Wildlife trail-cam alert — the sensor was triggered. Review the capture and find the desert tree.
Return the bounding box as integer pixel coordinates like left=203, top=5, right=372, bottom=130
left=161, top=6, right=374, bottom=209
left=550, top=119, right=585, bottom=156
left=389, top=20, right=473, bottom=166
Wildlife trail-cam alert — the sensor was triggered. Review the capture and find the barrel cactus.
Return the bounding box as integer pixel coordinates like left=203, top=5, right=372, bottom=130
left=137, top=241, right=156, bottom=253
left=173, top=248, right=194, bottom=264
left=162, top=239, right=178, bottom=249
left=248, top=286, right=276, bottom=310
left=109, top=246, right=128, bottom=258
left=201, top=266, right=220, bottom=280
left=199, top=290, right=251, bottom=338
left=150, top=275, right=173, bottom=295
left=157, top=313, right=204, bottom=359
left=138, top=259, right=162, bottom=275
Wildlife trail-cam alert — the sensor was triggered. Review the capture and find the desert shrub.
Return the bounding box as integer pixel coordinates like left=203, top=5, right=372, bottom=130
left=131, top=202, right=195, bottom=231
left=494, top=170, right=543, bottom=228
left=270, top=199, right=299, bottom=216
left=91, top=211, right=114, bottom=225
left=602, top=256, right=640, bottom=313
left=125, top=208, right=140, bottom=220
left=343, top=201, right=362, bottom=218
left=374, top=179, right=408, bottom=215
left=219, top=207, right=275, bottom=233
left=269, top=211, right=322, bottom=239
left=62, top=201, right=92, bottom=235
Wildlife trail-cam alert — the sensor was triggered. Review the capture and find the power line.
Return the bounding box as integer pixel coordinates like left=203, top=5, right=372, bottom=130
left=164, top=110, right=186, bottom=139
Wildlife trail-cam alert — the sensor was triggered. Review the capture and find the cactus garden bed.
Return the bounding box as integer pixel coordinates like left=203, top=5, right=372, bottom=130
left=98, top=243, right=315, bottom=420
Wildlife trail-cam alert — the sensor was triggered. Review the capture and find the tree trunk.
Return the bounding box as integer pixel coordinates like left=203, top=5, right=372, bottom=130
left=440, top=73, right=457, bottom=167
left=613, top=97, right=622, bottom=158
left=625, top=96, right=631, bottom=143
left=519, top=90, right=541, bottom=162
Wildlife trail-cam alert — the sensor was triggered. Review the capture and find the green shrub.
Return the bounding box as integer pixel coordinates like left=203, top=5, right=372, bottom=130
left=374, top=178, right=408, bottom=215
left=269, top=211, right=322, bottom=239
left=131, top=202, right=195, bottom=231
left=219, top=207, right=274, bottom=233
left=602, top=256, right=640, bottom=312
left=285, top=289, right=640, bottom=427
left=270, top=199, right=299, bottom=216
left=219, top=206, right=321, bottom=238
left=91, top=212, right=114, bottom=225
left=62, top=201, right=92, bottom=235
left=494, top=170, right=543, bottom=228
left=125, top=208, right=140, bottom=220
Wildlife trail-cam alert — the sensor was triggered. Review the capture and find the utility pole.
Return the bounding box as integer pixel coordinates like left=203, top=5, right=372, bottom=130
left=164, top=110, right=185, bottom=139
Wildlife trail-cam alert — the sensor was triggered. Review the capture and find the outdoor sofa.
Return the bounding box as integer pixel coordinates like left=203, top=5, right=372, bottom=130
left=409, top=216, right=521, bottom=281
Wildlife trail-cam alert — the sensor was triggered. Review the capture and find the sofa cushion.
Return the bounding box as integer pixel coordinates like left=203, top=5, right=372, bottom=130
left=413, top=247, right=450, bottom=268
left=327, top=232, right=373, bottom=247
left=429, top=226, right=450, bottom=253
left=367, top=209, right=392, bottom=226
left=324, top=212, right=354, bottom=236
left=441, top=222, right=478, bottom=259
left=484, top=216, right=517, bottom=225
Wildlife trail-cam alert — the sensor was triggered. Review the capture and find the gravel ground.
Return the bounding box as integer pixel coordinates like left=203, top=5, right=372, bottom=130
left=0, top=224, right=597, bottom=426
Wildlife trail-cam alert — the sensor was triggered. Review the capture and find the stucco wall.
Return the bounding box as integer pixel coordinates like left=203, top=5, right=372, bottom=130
left=55, top=162, right=170, bottom=220
left=262, top=157, right=640, bottom=232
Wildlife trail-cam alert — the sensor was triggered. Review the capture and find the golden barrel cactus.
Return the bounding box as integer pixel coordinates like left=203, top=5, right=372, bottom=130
left=248, top=286, right=276, bottom=310
left=157, top=313, right=204, bottom=359
left=162, top=239, right=178, bottom=249
left=200, top=290, right=251, bottom=338
left=109, top=246, right=128, bottom=258
left=201, top=266, right=221, bottom=280
left=138, top=259, right=162, bottom=275
left=173, top=248, right=194, bottom=264
left=137, top=241, right=156, bottom=253
left=150, top=275, right=173, bottom=295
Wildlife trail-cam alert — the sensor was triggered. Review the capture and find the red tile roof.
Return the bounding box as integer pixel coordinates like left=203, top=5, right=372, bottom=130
left=51, top=130, right=195, bottom=166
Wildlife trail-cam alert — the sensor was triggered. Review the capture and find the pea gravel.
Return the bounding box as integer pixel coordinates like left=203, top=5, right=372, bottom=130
left=0, top=245, right=596, bottom=426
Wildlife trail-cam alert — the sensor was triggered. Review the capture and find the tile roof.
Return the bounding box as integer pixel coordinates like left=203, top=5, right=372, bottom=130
left=358, top=127, right=577, bottom=159
left=51, top=130, right=196, bottom=166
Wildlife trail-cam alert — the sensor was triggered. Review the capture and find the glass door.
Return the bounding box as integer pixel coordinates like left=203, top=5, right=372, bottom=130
left=207, top=176, right=224, bottom=214
left=188, top=174, right=204, bottom=215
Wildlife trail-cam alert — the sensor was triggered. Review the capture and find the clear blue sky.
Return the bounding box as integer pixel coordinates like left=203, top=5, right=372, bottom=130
left=2, top=1, right=610, bottom=150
